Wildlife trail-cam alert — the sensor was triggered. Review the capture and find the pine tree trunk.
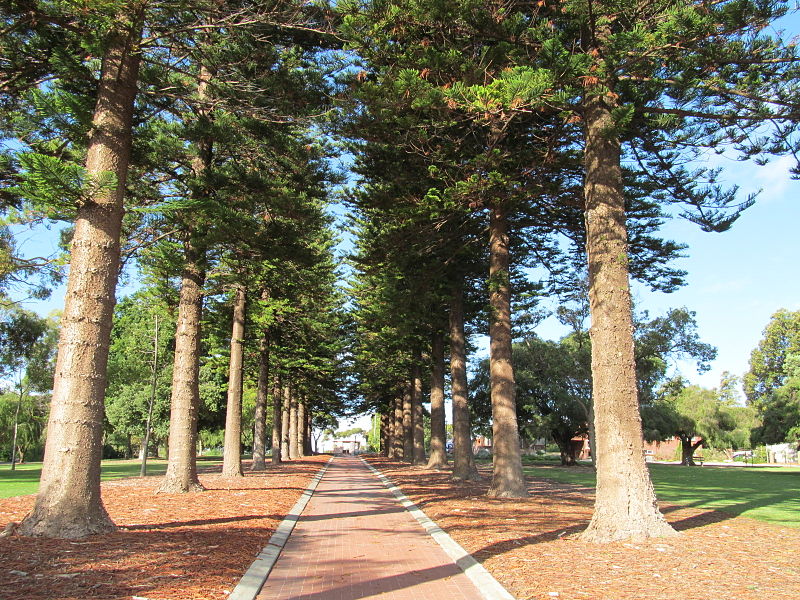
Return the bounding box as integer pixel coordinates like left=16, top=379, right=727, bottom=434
left=450, top=284, right=479, bottom=481
left=271, top=373, right=282, bottom=464
left=251, top=331, right=269, bottom=471
left=305, top=407, right=313, bottom=455
left=402, top=380, right=413, bottom=462
left=579, top=94, right=676, bottom=542
left=288, top=384, right=298, bottom=459
left=297, top=396, right=306, bottom=458
left=381, top=411, right=390, bottom=456
left=158, top=60, right=213, bottom=494
left=281, top=383, right=290, bottom=459
left=487, top=205, right=527, bottom=497
left=392, top=394, right=404, bottom=459
left=19, top=13, right=142, bottom=538
left=427, top=331, right=448, bottom=469
left=158, top=242, right=205, bottom=493
left=412, top=358, right=426, bottom=465
left=222, top=284, right=246, bottom=477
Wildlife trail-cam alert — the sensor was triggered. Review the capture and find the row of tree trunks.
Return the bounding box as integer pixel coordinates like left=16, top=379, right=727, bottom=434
left=267, top=380, right=310, bottom=461
left=19, top=8, right=145, bottom=537
left=186, top=271, right=314, bottom=478
left=378, top=289, right=479, bottom=476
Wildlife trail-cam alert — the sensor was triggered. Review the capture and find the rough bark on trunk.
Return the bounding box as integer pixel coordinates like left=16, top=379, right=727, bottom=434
left=427, top=331, right=448, bottom=469
left=288, top=384, right=298, bottom=459
left=251, top=330, right=269, bottom=471
left=19, top=13, right=142, bottom=538
left=487, top=205, right=528, bottom=498
left=158, top=243, right=206, bottom=494
left=402, top=381, right=413, bottom=462
left=271, top=373, right=282, bottom=464
left=381, top=411, right=390, bottom=456
left=392, top=394, right=404, bottom=459
left=450, top=284, right=479, bottom=481
left=580, top=94, right=676, bottom=542
left=412, top=359, right=426, bottom=465
left=304, top=407, right=313, bottom=455
left=222, top=284, right=246, bottom=477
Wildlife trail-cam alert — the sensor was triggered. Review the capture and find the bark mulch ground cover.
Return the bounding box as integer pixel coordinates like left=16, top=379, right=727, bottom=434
left=0, top=455, right=329, bottom=600
left=365, top=456, right=800, bottom=600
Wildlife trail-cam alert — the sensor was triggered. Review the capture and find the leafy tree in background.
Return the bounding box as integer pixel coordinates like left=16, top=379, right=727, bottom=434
left=750, top=351, right=800, bottom=445
left=0, top=309, right=57, bottom=466
left=104, top=291, right=175, bottom=463
left=644, top=377, right=744, bottom=465
left=745, top=309, right=800, bottom=403
left=745, top=310, right=800, bottom=445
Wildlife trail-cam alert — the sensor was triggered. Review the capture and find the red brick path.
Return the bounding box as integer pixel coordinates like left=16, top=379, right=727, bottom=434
left=257, top=455, right=487, bottom=600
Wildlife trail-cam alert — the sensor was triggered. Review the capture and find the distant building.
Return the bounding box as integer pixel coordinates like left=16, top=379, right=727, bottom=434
left=318, top=430, right=368, bottom=454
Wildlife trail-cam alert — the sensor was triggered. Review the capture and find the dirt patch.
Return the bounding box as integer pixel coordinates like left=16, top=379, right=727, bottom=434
left=365, top=456, right=800, bottom=600
left=0, top=455, right=329, bottom=600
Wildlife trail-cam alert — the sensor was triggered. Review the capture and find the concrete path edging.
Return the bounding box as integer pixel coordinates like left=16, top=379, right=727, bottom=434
left=361, top=458, right=517, bottom=600
left=228, top=457, right=333, bottom=600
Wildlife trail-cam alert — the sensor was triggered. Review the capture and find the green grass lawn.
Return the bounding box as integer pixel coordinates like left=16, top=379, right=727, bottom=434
left=522, top=461, right=800, bottom=527
left=0, top=456, right=223, bottom=499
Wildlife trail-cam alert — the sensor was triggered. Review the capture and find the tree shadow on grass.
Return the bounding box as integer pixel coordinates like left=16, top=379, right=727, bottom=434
left=660, top=504, right=736, bottom=530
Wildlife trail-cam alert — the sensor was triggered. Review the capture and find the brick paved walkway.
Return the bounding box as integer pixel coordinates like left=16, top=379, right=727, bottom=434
left=256, top=455, right=488, bottom=600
